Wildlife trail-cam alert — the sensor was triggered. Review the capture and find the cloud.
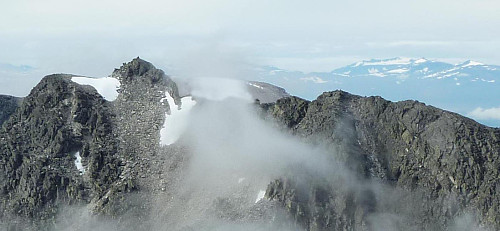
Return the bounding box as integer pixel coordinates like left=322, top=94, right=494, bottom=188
left=468, top=107, right=500, bottom=120
left=300, top=76, right=328, bottom=84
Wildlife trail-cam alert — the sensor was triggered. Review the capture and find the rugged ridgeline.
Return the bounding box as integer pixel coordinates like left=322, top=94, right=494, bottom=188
left=0, top=58, right=498, bottom=230
left=260, top=91, right=500, bottom=230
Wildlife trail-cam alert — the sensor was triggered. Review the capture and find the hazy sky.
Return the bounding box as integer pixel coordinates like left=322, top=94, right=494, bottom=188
left=1, top=0, right=500, bottom=95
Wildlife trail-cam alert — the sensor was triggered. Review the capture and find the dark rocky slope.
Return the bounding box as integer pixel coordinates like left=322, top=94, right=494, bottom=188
left=261, top=91, right=500, bottom=230
left=0, top=95, right=21, bottom=126
left=0, top=58, right=181, bottom=230
left=0, top=74, right=123, bottom=228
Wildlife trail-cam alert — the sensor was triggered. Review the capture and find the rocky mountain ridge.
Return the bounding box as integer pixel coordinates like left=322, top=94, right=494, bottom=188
left=0, top=58, right=498, bottom=230
left=261, top=91, right=500, bottom=230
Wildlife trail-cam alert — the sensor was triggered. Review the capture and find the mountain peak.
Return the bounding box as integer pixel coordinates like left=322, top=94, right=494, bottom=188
left=112, top=57, right=166, bottom=84
left=460, top=60, right=484, bottom=67
left=352, top=57, right=428, bottom=67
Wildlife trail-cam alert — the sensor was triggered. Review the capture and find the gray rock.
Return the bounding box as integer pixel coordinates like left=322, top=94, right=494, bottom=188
left=0, top=94, right=21, bottom=126
left=0, top=74, right=124, bottom=229
left=261, top=90, right=500, bottom=230
left=247, top=81, right=290, bottom=103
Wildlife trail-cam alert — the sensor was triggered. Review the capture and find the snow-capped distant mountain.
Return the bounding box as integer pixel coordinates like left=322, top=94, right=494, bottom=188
left=0, top=63, right=35, bottom=73
left=257, top=57, right=500, bottom=127
left=338, top=57, right=498, bottom=81
left=331, top=57, right=454, bottom=78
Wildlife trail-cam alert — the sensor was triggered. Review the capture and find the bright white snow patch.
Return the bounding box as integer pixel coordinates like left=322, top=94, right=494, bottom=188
left=468, top=107, right=500, bottom=120
left=361, top=57, right=412, bottom=66
left=255, top=190, right=266, bottom=203
left=160, top=93, right=197, bottom=145
left=248, top=82, right=264, bottom=89
left=300, top=76, right=328, bottom=83
left=462, top=61, right=484, bottom=68
left=481, top=79, right=496, bottom=83
left=71, top=77, right=120, bottom=101
left=387, top=68, right=409, bottom=74
left=74, top=151, right=85, bottom=175
left=368, top=68, right=386, bottom=77
left=238, top=178, right=246, bottom=184
left=414, top=58, right=428, bottom=64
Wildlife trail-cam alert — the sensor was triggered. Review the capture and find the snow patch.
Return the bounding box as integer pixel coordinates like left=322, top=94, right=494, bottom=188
left=255, top=190, right=266, bottom=203
left=414, top=58, right=428, bottom=64
left=368, top=68, right=386, bottom=77
left=248, top=82, right=264, bottom=89
left=462, top=60, right=484, bottom=68
left=353, top=62, right=363, bottom=67
left=361, top=57, right=412, bottom=66
left=238, top=178, right=246, bottom=184
left=268, top=69, right=284, bottom=75
left=160, top=93, right=197, bottom=145
left=71, top=76, right=120, bottom=101
left=74, top=151, right=85, bottom=175
left=387, top=68, right=409, bottom=74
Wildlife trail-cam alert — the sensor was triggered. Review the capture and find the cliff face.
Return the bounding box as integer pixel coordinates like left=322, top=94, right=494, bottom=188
left=261, top=91, right=500, bottom=230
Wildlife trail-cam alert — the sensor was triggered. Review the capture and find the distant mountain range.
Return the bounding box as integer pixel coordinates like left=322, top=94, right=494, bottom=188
left=257, top=57, right=500, bottom=127
left=0, top=63, right=35, bottom=73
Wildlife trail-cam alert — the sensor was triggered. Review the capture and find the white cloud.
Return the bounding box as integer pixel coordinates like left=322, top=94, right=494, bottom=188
left=468, top=107, right=500, bottom=120
left=300, top=76, right=328, bottom=84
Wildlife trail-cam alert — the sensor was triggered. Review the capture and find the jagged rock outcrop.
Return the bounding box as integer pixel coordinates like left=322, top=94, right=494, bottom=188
left=105, top=57, right=183, bottom=227
left=0, top=74, right=126, bottom=229
left=261, top=90, right=500, bottom=230
left=0, top=58, right=181, bottom=229
left=0, top=95, right=21, bottom=126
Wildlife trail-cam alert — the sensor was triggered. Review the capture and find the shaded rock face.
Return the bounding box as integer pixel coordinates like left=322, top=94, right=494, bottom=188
left=0, top=74, right=123, bottom=226
left=0, top=95, right=21, bottom=126
left=0, top=58, right=181, bottom=229
left=261, top=90, right=500, bottom=230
